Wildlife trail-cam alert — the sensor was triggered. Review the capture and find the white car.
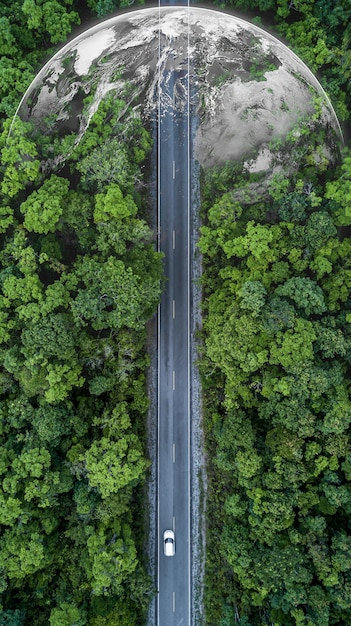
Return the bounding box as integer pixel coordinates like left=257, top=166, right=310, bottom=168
left=163, top=529, right=175, bottom=556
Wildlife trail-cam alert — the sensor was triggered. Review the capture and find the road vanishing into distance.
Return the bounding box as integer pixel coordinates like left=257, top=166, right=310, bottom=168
left=157, top=2, right=192, bottom=624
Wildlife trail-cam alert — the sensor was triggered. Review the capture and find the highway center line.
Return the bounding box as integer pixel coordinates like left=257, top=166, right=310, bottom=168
left=173, top=515, right=176, bottom=531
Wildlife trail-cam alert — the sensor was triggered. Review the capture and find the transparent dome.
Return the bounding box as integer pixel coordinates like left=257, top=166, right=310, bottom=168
left=17, top=7, right=343, bottom=179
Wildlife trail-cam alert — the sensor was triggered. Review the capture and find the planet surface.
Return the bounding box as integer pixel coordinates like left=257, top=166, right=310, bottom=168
left=17, top=7, right=343, bottom=179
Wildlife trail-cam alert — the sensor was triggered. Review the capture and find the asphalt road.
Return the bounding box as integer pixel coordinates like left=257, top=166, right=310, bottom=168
left=157, top=44, right=191, bottom=626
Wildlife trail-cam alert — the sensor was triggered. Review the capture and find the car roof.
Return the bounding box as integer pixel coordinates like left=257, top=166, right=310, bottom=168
left=163, top=530, right=175, bottom=555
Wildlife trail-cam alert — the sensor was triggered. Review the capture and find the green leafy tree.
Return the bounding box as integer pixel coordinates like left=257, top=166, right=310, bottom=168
left=82, top=434, right=148, bottom=499
left=325, top=153, right=351, bottom=225
left=20, top=175, right=70, bottom=234
left=22, top=0, right=80, bottom=44
left=70, top=255, right=160, bottom=331
left=49, top=603, right=86, bottom=626
left=1, top=118, right=40, bottom=197
left=274, top=277, right=326, bottom=316
left=86, top=525, right=138, bottom=595
left=77, top=138, right=135, bottom=192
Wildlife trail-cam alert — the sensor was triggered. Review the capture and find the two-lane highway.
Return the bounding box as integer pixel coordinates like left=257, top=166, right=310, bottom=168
left=157, top=34, right=191, bottom=626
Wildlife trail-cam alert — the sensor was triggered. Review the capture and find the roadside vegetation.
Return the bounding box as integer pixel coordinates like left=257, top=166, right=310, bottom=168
left=201, top=1, right=351, bottom=624
left=0, top=2, right=162, bottom=624
left=1, top=1, right=351, bottom=625
left=201, top=149, right=351, bottom=625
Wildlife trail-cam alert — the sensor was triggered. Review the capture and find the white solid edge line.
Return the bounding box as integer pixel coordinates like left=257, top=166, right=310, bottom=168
left=187, top=1, right=191, bottom=624
left=157, top=2, right=161, bottom=625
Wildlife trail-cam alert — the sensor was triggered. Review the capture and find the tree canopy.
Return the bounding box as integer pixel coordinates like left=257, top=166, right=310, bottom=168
left=200, top=143, right=351, bottom=625
left=0, top=10, right=161, bottom=619
left=0, top=1, right=350, bottom=625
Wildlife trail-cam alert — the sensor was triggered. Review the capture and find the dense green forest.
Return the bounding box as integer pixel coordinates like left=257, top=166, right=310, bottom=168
left=0, top=0, right=351, bottom=625
left=0, top=2, right=163, bottom=624
left=199, top=1, right=351, bottom=625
